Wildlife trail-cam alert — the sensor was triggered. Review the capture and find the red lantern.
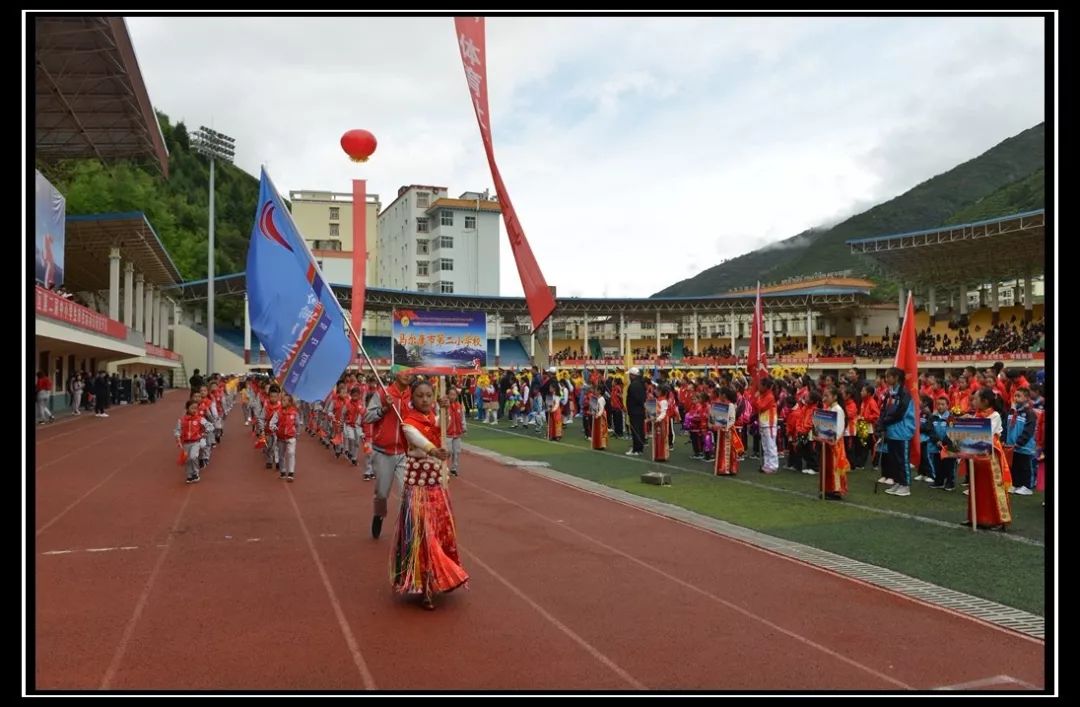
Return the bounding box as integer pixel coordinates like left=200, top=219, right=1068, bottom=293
left=340, top=129, right=377, bottom=163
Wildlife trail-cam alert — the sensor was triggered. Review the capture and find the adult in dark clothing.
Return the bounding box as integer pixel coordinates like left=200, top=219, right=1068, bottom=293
left=93, top=371, right=110, bottom=417
left=626, top=367, right=647, bottom=455
left=157, top=373, right=166, bottom=399
left=539, top=368, right=558, bottom=401
left=498, top=370, right=514, bottom=420
left=110, top=373, right=121, bottom=404
left=145, top=373, right=158, bottom=403
left=189, top=368, right=205, bottom=393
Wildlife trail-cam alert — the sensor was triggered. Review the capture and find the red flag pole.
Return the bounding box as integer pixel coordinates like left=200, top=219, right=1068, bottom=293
left=351, top=179, right=367, bottom=369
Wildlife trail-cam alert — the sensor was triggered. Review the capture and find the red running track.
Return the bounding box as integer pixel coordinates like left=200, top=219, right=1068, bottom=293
left=32, top=396, right=1045, bottom=691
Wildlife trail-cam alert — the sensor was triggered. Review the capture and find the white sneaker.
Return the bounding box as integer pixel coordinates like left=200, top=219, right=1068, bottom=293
left=1008, top=486, right=1016, bottom=494
left=962, top=488, right=970, bottom=496
left=100, top=413, right=109, bottom=418
left=878, top=478, right=896, bottom=486
left=923, top=476, right=935, bottom=483
left=914, top=475, right=926, bottom=482
left=804, top=469, right=818, bottom=475
left=1015, top=486, right=1034, bottom=496
left=625, top=449, right=637, bottom=456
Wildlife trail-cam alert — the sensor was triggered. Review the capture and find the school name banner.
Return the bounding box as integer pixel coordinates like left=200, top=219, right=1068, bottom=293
left=392, top=309, right=488, bottom=374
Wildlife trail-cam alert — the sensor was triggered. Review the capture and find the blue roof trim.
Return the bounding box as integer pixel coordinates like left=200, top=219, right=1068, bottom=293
left=171, top=272, right=868, bottom=301
left=845, top=209, right=1045, bottom=246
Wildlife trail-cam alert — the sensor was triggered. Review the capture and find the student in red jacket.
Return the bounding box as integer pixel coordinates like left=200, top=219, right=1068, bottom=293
left=344, top=386, right=366, bottom=466
left=270, top=393, right=300, bottom=481
left=175, top=399, right=211, bottom=483
left=445, top=387, right=467, bottom=477
left=262, top=385, right=283, bottom=470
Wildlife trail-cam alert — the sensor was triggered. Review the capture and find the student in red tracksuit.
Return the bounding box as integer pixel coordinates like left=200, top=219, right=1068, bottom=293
left=364, top=370, right=414, bottom=539
left=362, top=389, right=377, bottom=481
left=344, top=386, right=365, bottom=466
left=195, top=390, right=215, bottom=468
left=263, top=385, right=283, bottom=470
left=175, top=399, right=211, bottom=483
left=330, top=382, right=349, bottom=458
left=445, top=387, right=467, bottom=477
left=270, top=393, right=300, bottom=481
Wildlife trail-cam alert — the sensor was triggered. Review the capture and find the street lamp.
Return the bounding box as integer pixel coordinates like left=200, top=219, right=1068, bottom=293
left=191, top=126, right=235, bottom=374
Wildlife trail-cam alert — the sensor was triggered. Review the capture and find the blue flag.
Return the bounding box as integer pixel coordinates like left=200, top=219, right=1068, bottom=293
left=246, top=167, right=352, bottom=402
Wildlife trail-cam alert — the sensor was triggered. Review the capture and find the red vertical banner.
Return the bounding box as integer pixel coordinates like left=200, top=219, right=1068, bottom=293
left=351, top=179, right=366, bottom=362
left=454, top=16, right=556, bottom=331
left=894, top=290, right=921, bottom=468
left=748, top=282, right=769, bottom=386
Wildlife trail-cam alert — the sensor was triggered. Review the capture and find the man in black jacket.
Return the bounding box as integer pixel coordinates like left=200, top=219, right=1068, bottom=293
left=626, top=367, right=647, bottom=456
left=189, top=368, right=205, bottom=393
left=93, top=371, right=110, bottom=417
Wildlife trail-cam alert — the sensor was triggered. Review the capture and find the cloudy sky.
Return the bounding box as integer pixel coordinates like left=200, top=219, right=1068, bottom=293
left=126, top=14, right=1046, bottom=297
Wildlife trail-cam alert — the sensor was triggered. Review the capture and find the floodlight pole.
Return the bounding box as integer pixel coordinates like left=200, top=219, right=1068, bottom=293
left=193, top=126, right=235, bottom=374
left=207, top=154, right=216, bottom=373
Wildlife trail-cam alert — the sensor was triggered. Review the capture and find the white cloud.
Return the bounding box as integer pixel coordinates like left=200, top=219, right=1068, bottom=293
left=126, top=14, right=1046, bottom=298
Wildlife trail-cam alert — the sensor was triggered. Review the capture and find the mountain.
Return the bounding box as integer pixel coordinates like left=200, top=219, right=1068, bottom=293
left=654, top=122, right=1046, bottom=297
left=943, top=167, right=1044, bottom=224
left=39, top=111, right=261, bottom=326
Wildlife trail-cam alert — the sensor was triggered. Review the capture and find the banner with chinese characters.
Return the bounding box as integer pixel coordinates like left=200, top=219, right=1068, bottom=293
left=940, top=417, right=993, bottom=460
left=454, top=17, right=555, bottom=330
left=392, top=309, right=488, bottom=374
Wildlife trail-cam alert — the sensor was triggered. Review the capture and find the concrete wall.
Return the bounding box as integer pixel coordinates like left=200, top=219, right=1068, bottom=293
left=173, top=323, right=246, bottom=376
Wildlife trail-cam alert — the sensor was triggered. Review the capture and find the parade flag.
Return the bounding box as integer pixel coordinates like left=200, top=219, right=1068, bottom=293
left=748, top=282, right=769, bottom=386
left=454, top=16, right=556, bottom=330
left=246, top=168, right=352, bottom=402
left=895, top=290, right=921, bottom=468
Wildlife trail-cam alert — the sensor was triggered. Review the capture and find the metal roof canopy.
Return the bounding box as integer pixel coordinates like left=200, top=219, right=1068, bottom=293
left=166, top=272, right=871, bottom=315
left=846, top=210, right=1045, bottom=287
left=35, top=16, right=169, bottom=176
left=64, top=212, right=183, bottom=292
left=160, top=273, right=248, bottom=300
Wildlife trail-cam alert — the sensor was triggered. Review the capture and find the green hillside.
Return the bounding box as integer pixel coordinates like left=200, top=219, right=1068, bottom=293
left=654, top=123, right=1046, bottom=297
left=944, top=167, right=1044, bottom=224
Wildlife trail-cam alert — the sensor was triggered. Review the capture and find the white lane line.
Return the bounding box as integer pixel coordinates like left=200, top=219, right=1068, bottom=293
left=462, top=478, right=913, bottom=690
left=933, top=674, right=1039, bottom=690
left=463, top=547, right=647, bottom=690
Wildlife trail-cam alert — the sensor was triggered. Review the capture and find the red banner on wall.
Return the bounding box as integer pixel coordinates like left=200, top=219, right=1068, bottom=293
left=454, top=17, right=556, bottom=331
left=35, top=286, right=127, bottom=340
left=145, top=343, right=181, bottom=361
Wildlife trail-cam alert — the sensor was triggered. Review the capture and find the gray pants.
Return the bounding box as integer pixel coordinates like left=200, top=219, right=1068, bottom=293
left=37, top=390, right=54, bottom=422
left=345, top=425, right=362, bottom=459
left=278, top=437, right=296, bottom=477
left=448, top=437, right=462, bottom=472
left=183, top=441, right=202, bottom=480
left=372, top=451, right=406, bottom=517
left=72, top=389, right=82, bottom=413
left=264, top=433, right=279, bottom=464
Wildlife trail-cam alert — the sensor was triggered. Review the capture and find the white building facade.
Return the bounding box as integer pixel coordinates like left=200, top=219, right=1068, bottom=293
left=376, top=185, right=501, bottom=295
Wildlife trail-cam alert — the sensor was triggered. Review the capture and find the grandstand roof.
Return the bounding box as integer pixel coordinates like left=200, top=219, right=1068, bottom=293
left=166, top=272, right=872, bottom=316
left=846, top=210, right=1045, bottom=287
left=35, top=16, right=169, bottom=176
left=64, top=212, right=183, bottom=291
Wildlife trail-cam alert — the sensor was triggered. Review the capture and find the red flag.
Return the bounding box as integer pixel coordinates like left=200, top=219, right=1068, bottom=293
left=351, top=179, right=366, bottom=365
left=748, top=282, right=769, bottom=387
left=894, top=290, right=920, bottom=468
left=454, top=17, right=556, bottom=330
